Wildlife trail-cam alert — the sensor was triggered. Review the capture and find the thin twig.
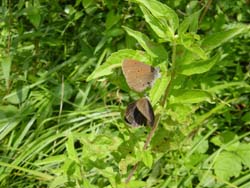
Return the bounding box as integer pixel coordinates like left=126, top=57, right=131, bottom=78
left=7, top=0, right=11, bottom=54
left=6, top=0, right=12, bottom=92
left=125, top=163, right=139, bottom=184
left=59, top=75, right=64, bottom=122
left=125, top=41, right=177, bottom=183
left=53, top=76, right=64, bottom=153
left=199, top=0, right=213, bottom=24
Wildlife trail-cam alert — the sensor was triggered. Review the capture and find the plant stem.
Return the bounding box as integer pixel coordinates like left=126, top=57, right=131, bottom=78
left=199, top=0, right=212, bottom=24
left=161, top=40, right=177, bottom=108
left=125, top=40, right=177, bottom=184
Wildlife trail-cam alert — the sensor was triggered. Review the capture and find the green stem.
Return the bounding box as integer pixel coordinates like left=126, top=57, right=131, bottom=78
left=199, top=0, right=213, bottom=24
left=161, top=40, right=177, bottom=108
left=125, top=40, right=177, bottom=183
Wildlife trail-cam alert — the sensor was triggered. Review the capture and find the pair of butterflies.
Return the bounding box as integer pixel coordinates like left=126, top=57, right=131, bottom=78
left=122, top=59, right=160, bottom=127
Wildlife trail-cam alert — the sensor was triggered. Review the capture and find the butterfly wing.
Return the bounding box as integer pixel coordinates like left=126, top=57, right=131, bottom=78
left=136, top=98, right=155, bottom=126
left=125, top=101, right=147, bottom=127
left=122, top=59, right=158, bottom=92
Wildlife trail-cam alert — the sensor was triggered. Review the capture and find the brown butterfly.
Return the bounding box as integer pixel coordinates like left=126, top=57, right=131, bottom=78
left=122, top=59, right=160, bottom=92
left=125, top=97, right=155, bottom=127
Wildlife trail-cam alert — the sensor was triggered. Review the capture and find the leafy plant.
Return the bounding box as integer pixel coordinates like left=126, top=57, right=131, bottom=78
left=89, top=0, right=250, bottom=187
left=1, top=0, right=250, bottom=187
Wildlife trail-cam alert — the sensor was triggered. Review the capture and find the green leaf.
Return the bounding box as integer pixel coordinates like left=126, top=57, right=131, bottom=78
left=50, top=176, right=68, bottom=188
left=202, top=25, right=249, bottom=51
left=236, top=143, right=250, bottom=168
left=83, top=179, right=98, bottom=188
left=123, top=26, right=168, bottom=60
left=35, top=155, right=66, bottom=166
left=4, top=86, right=30, bottom=104
left=178, top=53, right=220, bottom=75
left=207, top=81, right=249, bottom=94
left=82, top=0, right=98, bottom=15
left=0, top=105, right=18, bottom=118
left=182, top=42, right=207, bottom=60
left=242, top=112, right=250, bottom=123
left=26, top=6, right=41, bottom=29
left=150, top=69, right=170, bottom=105
left=119, top=156, right=137, bottom=175
left=65, top=160, right=77, bottom=176
left=135, top=149, right=153, bottom=168
left=0, top=55, right=12, bottom=89
left=175, top=46, right=198, bottom=75
left=74, top=11, right=84, bottom=21
left=133, top=0, right=179, bottom=40
left=118, top=181, right=147, bottom=188
left=66, top=133, right=78, bottom=162
left=214, top=151, right=242, bottom=181
left=199, top=170, right=216, bottom=187
left=52, top=82, right=73, bottom=105
left=106, top=10, right=121, bottom=30
left=64, top=5, right=76, bottom=15
left=210, top=131, right=239, bottom=150
left=141, top=150, right=153, bottom=168
left=98, top=167, right=117, bottom=187
left=193, top=135, right=209, bottom=154
left=36, top=98, right=53, bottom=125
left=169, top=90, right=211, bottom=104
left=167, top=104, right=193, bottom=124
left=134, top=0, right=179, bottom=32
left=140, top=6, right=170, bottom=40
left=179, top=9, right=202, bottom=34
left=86, top=49, right=150, bottom=81
left=104, top=28, right=124, bottom=37
left=185, top=153, right=208, bottom=167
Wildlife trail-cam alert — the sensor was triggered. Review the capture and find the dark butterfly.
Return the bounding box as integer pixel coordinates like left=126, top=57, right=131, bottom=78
left=124, top=97, right=155, bottom=127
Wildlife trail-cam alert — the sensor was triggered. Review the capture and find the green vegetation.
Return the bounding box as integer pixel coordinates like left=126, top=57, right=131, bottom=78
left=1, top=0, right=250, bottom=187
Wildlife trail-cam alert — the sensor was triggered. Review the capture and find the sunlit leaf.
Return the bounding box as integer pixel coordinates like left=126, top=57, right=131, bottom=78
left=66, top=133, right=79, bottom=162
left=133, top=0, right=179, bottom=31
left=179, top=9, right=202, bottom=34
left=87, top=49, right=150, bottom=81
left=178, top=53, right=220, bottom=75
left=0, top=56, right=12, bottom=89
left=132, top=0, right=179, bottom=40
left=169, top=90, right=211, bottom=104
left=210, top=131, right=239, bottom=151
left=202, top=25, right=249, bottom=50
left=123, top=26, right=168, bottom=60
left=214, top=151, right=242, bottom=181
left=4, top=86, right=30, bottom=104
left=150, top=69, right=169, bottom=105
left=237, top=144, right=250, bottom=168
left=26, top=6, right=41, bottom=29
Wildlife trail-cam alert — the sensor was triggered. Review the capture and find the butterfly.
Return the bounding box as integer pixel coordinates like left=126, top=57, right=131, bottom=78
left=124, top=97, right=155, bottom=127
left=122, top=59, right=160, bottom=92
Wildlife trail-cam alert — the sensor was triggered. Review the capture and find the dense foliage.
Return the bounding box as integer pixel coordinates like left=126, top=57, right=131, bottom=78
left=1, top=0, right=250, bottom=187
